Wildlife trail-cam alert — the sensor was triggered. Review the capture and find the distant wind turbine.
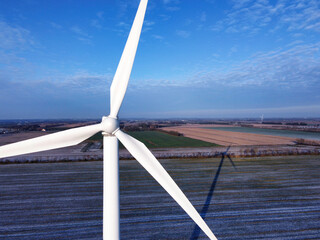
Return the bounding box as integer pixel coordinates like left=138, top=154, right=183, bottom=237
left=0, top=0, right=217, bottom=239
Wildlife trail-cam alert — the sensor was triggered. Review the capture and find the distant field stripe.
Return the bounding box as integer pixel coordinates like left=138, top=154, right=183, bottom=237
left=87, top=130, right=219, bottom=148
left=162, top=126, right=296, bottom=145
left=123, top=131, right=219, bottom=148
left=206, top=126, right=320, bottom=141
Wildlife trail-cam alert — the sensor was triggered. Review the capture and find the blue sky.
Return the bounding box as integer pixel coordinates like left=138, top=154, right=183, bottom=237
left=1, top=0, right=319, bottom=119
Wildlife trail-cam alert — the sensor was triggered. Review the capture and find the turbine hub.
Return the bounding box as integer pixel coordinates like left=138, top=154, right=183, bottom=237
left=101, top=116, right=119, bottom=135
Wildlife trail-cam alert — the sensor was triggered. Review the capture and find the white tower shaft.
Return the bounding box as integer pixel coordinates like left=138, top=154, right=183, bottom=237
left=103, top=135, right=120, bottom=240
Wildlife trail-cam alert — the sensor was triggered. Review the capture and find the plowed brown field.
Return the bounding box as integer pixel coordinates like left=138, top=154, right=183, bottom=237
left=162, top=125, right=296, bottom=146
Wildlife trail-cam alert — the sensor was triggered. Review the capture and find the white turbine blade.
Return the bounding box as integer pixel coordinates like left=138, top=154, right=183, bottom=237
left=115, top=130, right=217, bottom=240
left=0, top=124, right=102, bottom=158
left=109, top=0, right=148, bottom=118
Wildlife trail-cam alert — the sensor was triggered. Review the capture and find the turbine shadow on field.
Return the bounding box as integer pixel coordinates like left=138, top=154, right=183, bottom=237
left=190, top=146, right=236, bottom=240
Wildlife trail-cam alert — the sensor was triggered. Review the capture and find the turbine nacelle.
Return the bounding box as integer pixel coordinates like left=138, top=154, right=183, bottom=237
left=101, top=116, right=119, bottom=135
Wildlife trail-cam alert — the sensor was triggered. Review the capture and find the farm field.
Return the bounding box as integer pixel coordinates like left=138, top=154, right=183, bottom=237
left=0, top=155, right=319, bottom=239
left=0, top=132, right=49, bottom=146
left=128, top=131, right=219, bottom=148
left=162, top=125, right=297, bottom=146
left=88, top=130, right=219, bottom=148
left=207, top=126, right=320, bottom=141
left=0, top=130, right=219, bottom=150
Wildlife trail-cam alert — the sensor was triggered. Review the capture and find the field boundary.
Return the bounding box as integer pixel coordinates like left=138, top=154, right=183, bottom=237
left=1, top=145, right=319, bottom=164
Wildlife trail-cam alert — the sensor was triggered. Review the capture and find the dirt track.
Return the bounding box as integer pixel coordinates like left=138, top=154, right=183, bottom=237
left=162, top=125, right=296, bottom=146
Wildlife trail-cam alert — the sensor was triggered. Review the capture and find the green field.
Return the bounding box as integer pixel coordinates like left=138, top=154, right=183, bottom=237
left=88, top=130, right=219, bottom=148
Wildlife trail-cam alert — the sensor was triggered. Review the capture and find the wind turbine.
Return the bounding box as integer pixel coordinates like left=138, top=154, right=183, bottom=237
left=0, top=1, right=217, bottom=239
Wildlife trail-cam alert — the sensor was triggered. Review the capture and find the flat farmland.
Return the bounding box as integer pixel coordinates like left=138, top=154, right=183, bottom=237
left=1, top=156, right=319, bottom=239
left=127, top=131, right=219, bottom=148
left=0, top=132, right=49, bottom=146
left=162, top=125, right=297, bottom=146
left=207, top=126, right=320, bottom=141
left=87, top=130, right=219, bottom=148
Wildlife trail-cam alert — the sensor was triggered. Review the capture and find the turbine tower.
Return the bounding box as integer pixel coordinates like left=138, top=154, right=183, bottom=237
left=0, top=1, right=217, bottom=239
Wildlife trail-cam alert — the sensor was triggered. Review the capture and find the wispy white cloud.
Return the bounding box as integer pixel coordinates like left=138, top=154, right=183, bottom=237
left=212, top=0, right=275, bottom=33
left=159, top=14, right=171, bottom=21
left=91, top=11, right=105, bottom=29
left=176, top=30, right=191, bottom=38
left=137, top=43, right=320, bottom=90
left=152, top=34, right=164, bottom=40
left=0, top=70, right=111, bottom=118
left=0, top=21, right=110, bottom=94
left=70, top=26, right=92, bottom=44
left=96, top=11, right=104, bottom=20
left=163, top=0, right=180, bottom=11
left=190, top=43, right=320, bottom=88
left=117, top=21, right=130, bottom=28
left=116, top=0, right=141, bottom=18
left=0, top=20, right=37, bottom=86
left=165, top=6, right=180, bottom=11
left=55, top=72, right=112, bottom=93
left=163, top=0, right=180, bottom=5
left=279, top=0, right=320, bottom=32
left=0, top=20, right=34, bottom=50
left=201, top=12, right=207, bottom=22
left=2, top=70, right=113, bottom=95
left=50, top=22, right=63, bottom=30
left=113, top=21, right=131, bottom=36
left=212, top=0, right=320, bottom=34
left=91, top=19, right=102, bottom=29
left=70, top=26, right=89, bottom=36
left=142, top=20, right=155, bottom=33
left=144, top=20, right=155, bottom=27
